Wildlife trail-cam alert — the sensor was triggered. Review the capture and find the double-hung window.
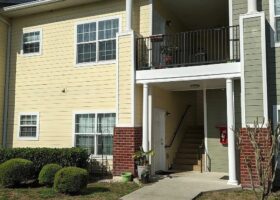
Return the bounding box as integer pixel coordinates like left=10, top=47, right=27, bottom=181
left=22, top=30, right=42, bottom=55
left=74, top=113, right=116, bottom=156
left=76, top=18, right=119, bottom=64
left=19, top=113, right=39, bottom=140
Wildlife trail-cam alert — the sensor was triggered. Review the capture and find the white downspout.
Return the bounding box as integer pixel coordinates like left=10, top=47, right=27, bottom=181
left=126, top=0, right=133, bottom=32
left=0, top=16, right=11, bottom=148
left=247, top=0, right=258, bottom=14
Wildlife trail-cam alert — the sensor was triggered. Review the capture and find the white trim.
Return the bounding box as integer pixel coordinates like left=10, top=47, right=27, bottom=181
left=18, top=112, right=40, bottom=141
left=2, top=0, right=64, bottom=12
left=73, top=16, right=122, bottom=67
left=240, top=16, right=246, bottom=127
left=72, top=110, right=116, bottom=158
left=229, top=0, right=233, bottom=59
left=136, top=62, right=241, bottom=84
left=261, top=13, right=269, bottom=126
left=149, top=0, right=154, bottom=36
left=21, top=28, right=42, bottom=57
left=240, top=12, right=268, bottom=126
left=203, top=88, right=208, bottom=172
left=131, top=32, right=136, bottom=126
left=116, top=33, right=120, bottom=126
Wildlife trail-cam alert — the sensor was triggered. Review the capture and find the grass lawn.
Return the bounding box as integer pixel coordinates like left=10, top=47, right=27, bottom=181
left=0, top=182, right=140, bottom=200
left=196, top=189, right=280, bottom=200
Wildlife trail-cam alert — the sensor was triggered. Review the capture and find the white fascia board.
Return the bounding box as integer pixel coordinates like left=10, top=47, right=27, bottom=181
left=136, top=62, right=241, bottom=84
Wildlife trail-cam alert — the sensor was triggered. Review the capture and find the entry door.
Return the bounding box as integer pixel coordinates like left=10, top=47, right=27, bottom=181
left=152, top=108, right=166, bottom=172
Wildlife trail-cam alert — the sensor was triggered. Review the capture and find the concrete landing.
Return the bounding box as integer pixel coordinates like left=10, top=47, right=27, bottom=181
left=121, top=172, right=240, bottom=200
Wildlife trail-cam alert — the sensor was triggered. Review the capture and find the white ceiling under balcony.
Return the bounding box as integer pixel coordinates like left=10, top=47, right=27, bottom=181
left=160, top=0, right=229, bottom=30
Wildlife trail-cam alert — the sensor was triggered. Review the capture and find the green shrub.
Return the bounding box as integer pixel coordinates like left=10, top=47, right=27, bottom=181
left=38, top=164, right=62, bottom=186
left=0, top=148, right=88, bottom=175
left=0, top=158, right=34, bottom=187
left=54, top=167, right=88, bottom=194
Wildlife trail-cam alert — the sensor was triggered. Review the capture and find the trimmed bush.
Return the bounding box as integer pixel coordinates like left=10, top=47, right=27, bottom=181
left=0, top=158, right=34, bottom=187
left=38, top=164, right=62, bottom=186
left=0, top=148, right=88, bottom=175
left=54, top=167, right=88, bottom=194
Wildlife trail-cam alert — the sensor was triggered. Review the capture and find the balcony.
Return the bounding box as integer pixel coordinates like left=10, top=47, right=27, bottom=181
left=136, top=26, right=240, bottom=71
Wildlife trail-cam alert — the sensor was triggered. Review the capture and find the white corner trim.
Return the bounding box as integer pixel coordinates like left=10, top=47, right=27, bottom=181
left=18, top=112, right=40, bottom=141
left=21, top=28, right=43, bottom=57
left=260, top=12, right=269, bottom=125
left=239, top=12, right=268, bottom=127
left=131, top=31, right=136, bottom=127
left=116, top=33, right=120, bottom=126
left=239, top=16, right=246, bottom=127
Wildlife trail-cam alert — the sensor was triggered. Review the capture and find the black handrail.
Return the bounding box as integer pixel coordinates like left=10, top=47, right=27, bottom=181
left=136, top=25, right=240, bottom=70
left=165, top=105, right=191, bottom=148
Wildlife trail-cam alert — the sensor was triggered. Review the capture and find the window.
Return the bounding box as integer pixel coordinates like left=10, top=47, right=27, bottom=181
left=74, top=113, right=116, bottom=156
left=19, top=113, right=39, bottom=140
left=22, top=30, right=42, bottom=54
left=76, top=18, right=119, bottom=64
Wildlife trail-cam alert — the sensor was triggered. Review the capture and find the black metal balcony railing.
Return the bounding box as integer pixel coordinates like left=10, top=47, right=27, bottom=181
left=136, top=26, right=240, bottom=70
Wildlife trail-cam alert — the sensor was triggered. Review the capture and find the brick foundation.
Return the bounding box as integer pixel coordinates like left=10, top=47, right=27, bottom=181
left=113, top=127, right=142, bottom=176
left=240, top=128, right=272, bottom=188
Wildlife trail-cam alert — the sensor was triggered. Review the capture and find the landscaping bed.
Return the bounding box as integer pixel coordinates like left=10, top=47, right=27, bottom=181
left=0, top=182, right=140, bottom=200
left=196, top=189, right=280, bottom=200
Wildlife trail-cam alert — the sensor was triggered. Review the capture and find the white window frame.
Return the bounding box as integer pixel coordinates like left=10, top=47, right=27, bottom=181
left=18, top=112, right=40, bottom=141
left=74, top=16, right=121, bottom=67
left=72, top=111, right=116, bottom=158
left=21, top=28, right=43, bottom=56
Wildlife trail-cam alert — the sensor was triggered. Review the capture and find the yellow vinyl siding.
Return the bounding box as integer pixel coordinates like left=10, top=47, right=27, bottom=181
left=0, top=21, right=7, bottom=146
left=7, top=0, right=134, bottom=147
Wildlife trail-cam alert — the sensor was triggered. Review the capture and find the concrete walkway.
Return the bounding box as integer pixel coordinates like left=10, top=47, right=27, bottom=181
left=121, top=172, right=240, bottom=200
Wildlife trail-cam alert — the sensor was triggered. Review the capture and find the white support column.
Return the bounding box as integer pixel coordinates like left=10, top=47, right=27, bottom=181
left=247, top=0, right=257, bottom=14
left=126, top=0, right=133, bottom=32
left=203, top=88, right=208, bottom=172
left=226, top=78, right=238, bottom=185
left=142, top=83, right=149, bottom=152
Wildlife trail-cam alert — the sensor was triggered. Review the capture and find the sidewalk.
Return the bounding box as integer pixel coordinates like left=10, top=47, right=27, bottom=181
left=121, top=172, right=240, bottom=200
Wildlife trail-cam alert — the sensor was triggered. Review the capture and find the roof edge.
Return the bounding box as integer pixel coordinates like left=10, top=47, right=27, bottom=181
left=1, top=0, right=64, bottom=12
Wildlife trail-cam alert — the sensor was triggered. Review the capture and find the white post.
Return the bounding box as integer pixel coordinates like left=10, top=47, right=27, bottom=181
left=126, top=0, right=133, bottom=32
left=203, top=88, right=208, bottom=172
left=226, top=78, right=238, bottom=185
left=143, top=83, right=149, bottom=152
left=247, top=0, right=257, bottom=14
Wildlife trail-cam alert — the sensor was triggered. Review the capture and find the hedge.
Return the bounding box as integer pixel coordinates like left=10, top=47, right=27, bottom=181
left=54, top=167, right=88, bottom=194
left=0, top=158, right=34, bottom=187
left=0, top=148, right=88, bottom=175
left=38, top=164, right=62, bottom=186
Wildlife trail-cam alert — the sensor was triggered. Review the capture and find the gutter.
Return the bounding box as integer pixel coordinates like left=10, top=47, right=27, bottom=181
left=0, top=15, right=11, bottom=148
left=1, top=0, right=65, bottom=12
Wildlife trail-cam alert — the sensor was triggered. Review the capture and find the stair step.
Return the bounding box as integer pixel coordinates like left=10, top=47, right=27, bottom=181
left=173, top=164, right=202, bottom=171
left=179, top=144, right=200, bottom=149
left=174, top=158, right=201, bottom=165
left=182, top=138, right=202, bottom=144
left=184, top=134, right=204, bottom=139
left=178, top=148, right=199, bottom=154
left=176, top=153, right=198, bottom=159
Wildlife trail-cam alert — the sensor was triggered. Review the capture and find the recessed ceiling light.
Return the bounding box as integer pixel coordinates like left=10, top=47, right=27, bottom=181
left=190, top=84, right=200, bottom=89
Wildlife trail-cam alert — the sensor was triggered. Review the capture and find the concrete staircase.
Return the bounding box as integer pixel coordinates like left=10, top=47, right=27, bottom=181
left=173, top=126, right=205, bottom=172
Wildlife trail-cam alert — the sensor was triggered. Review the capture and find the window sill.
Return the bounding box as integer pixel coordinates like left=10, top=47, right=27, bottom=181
left=74, top=60, right=116, bottom=68
left=21, top=52, right=42, bottom=57
left=17, top=137, right=39, bottom=141
left=273, top=43, right=280, bottom=48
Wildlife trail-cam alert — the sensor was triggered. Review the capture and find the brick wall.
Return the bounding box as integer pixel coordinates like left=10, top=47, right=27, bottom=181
left=113, top=127, right=142, bottom=176
left=239, top=128, right=272, bottom=188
